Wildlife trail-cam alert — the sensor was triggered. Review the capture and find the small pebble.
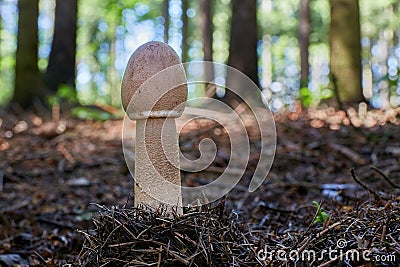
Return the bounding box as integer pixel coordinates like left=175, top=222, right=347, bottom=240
left=67, top=177, right=91, bottom=187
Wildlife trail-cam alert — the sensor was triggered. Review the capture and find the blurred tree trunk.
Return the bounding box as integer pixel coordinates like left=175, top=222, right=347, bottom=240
left=108, top=33, right=119, bottom=106
left=163, top=0, right=169, bottom=43
left=393, top=1, right=399, bottom=46
left=181, top=0, right=188, bottom=62
left=199, top=0, right=214, bottom=96
left=0, top=2, right=2, bottom=72
left=299, top=0, right=310, bottom=88
left=45, top=0, right=78, bottom=93
left=223, top=0, right=261, bottom=108
left=13, top=0, right=43, bottom=108
left=329, top=0, right=364, bottom=103
left=200, top=0, right=213, bottom=63
left=0, top=0, right=2, bottom=64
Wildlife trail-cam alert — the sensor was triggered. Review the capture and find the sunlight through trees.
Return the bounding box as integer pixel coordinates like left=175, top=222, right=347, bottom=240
left=0, top=0, right=399, bottom=110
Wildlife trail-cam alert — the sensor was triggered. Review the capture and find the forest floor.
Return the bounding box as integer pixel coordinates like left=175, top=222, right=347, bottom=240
left=0, top=105, right=399, bottom=266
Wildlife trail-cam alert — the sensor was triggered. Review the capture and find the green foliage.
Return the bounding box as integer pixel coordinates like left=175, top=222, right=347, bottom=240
left=1, top=0, right=399, bottom=108
left=76, top=0, right=166, bottom=105
left=299, top=86, right=334, bottom=107
left=212, top=0, right=231, bottom=63
left=360, top=0, right=400, bottom=38
left=0, top=62, right=14, bottom=106
left=0, top=86, right=12, bottom=107
left=312, top=201, right=329, bottom=224
left=71, top=106, right=118, bottom=121
left=299, top=87, right=312, bottom=107
left=57, top=85, right=78, bottom=103
left=310, top=0, right=330, bottom=44
left=48, top=84, right=78, bottom=106
left=0, top=14, right=17, bottom=107
left=320, top=88, right=334, bottom=100
left=264, top=0, right=299, bottom=37
left=47, top=84, right=117, bottom=121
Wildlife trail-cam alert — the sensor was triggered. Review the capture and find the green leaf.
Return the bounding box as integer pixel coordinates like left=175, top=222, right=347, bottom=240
left=312, top=201, right=329, bottom=224
left=299, top=87, right=312, bottom=107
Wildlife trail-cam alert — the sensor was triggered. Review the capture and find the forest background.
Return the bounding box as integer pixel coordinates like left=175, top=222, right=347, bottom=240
left=1, top=0, right=399, bottom=113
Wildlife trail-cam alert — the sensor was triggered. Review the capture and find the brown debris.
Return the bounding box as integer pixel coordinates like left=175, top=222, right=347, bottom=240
left=77, top=204, right=260, bottom=266
left=1, top=107, right=400, bottom=266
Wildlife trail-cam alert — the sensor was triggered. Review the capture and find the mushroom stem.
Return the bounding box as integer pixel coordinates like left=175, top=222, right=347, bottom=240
left=135, top=118, right=183, bottom=214
left=121, top=41, right=187, bottom=215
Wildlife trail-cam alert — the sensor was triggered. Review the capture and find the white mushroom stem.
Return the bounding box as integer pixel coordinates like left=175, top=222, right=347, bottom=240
left=135, top=117, right=183, bottom=213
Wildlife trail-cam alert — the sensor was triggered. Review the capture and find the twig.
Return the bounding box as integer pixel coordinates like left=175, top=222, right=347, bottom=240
left=37, top=217, right=76, bottom=229
left=104, top=214, right=137, bottom=239
left=0, top=198, right=31, bottom=213
left=93, top=102, right=124, bottom=117
left=380, top=225, right=387, bottom=242
left=0, top=171, right=3, bottom=192
left=100, top=224, right=121, bottom=249
left=157, top=245, right=162, bottom=267
left=350, top=168, right=387, bottom=200
left=329, top=143, right=365, bottom=164
left=319, top=256, right=338, bottom=267
left=259, top=204, right=294, bottom=214
left=57, top=143, right=77, bottom=164
left=167, top=250, right=190, bottom=265
left=315, top=221, right=342, bottom=239
left=384, top=200, right=392, bottom=210
left=32, top=250, right=47, bottom=264
left=297, top=221, right=342, bottom=254
left=371, top=166, right=400, bottom=189
left=3, top=172, right=24, bottom=184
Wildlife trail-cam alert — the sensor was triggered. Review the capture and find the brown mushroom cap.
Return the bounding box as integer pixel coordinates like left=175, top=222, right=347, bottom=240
left=121, top=41, right=188, bottom=119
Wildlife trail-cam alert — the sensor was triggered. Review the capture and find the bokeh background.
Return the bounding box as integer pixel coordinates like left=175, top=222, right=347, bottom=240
left=0, top=0, right=399, bottom=112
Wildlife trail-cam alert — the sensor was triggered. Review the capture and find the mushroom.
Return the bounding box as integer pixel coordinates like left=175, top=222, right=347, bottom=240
left=121, top=41, right=187, bottom=214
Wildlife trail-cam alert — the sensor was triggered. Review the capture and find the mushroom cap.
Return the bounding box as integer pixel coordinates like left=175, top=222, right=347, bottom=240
left=121, top=41, right=188, bottom=120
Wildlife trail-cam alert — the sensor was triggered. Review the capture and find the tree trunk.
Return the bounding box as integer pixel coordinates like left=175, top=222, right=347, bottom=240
left=199, top=0, right=214, bottom=94
left=223, top=0, right=261, bottom=107
left=393, top=1, right=399, bottom=47
left=45, top=0, right=78, bottom=93
left=181, top=0, right=188, bottom=62
left=163, top=0, right=169, bottom=43
left=0, top=1, right=2, bottom=70
left=200, top=0, right=213, bottom=63
left=329, top=0, right=364, bottom=103
left=109, top=36, right=119, bottom=106
left=299, top=0, right=310, bottom=88
left=13, top=0, right=43, bottom=108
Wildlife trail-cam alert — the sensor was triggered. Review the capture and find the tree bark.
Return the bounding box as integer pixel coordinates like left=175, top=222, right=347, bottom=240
left=223, top=0, right=261, bottom=108
left=13, top=0, right=43, bottom=108
left=393, top=1, right=399, bottom=47
left=199, top=0, right=214, bottom=91
left=200, top=0, right=213, bottom=63
left=45, top=0, right=78, bottom=93
left=329, top=0, right=364, bottom=103
left=109, top=35, right=119, bottom=106
left=0, top=2, right=2, bottom=71
left=181, top=0, right=188, bottom=62
left=299, top=0, right=310, bottom=88
left=163, top=0, right=169, bottom=43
